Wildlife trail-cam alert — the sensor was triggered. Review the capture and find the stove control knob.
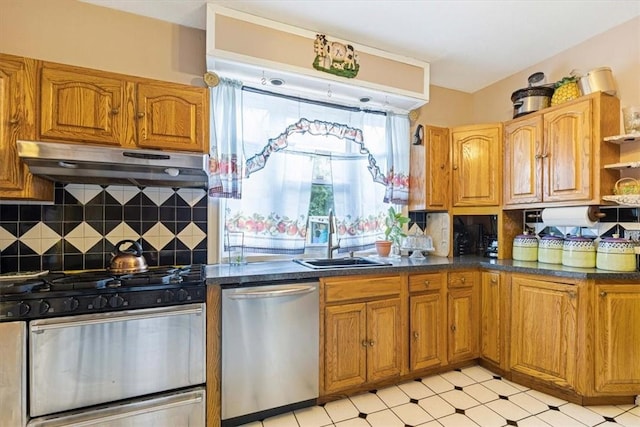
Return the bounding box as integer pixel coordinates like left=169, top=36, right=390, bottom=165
left=163, top=290, right=175, bottom=303
left=38, top=300, right=51, bottom=315
left=92, top=296, right=108, bottom=309
left=63, top=297, right=79, bottom=312
left=18, top=302, right=31, bottom=316
left=109, top=295, right=125, bottom=308
left=176, top=289, right=189, bottom=302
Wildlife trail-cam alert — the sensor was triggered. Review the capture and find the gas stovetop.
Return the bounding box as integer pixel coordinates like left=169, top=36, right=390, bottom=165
left=0, top=265, right=205, bottom=321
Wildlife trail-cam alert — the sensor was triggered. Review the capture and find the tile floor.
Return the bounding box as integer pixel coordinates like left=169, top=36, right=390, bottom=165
left=241, top=365, right=640, bottom=427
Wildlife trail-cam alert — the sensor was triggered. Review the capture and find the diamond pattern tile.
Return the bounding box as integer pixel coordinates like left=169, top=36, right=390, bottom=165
left=142, top=187, right=175, bottom=206
left=64, top=222, right=102, bottom=253
left=177, top=188, right=207, bottom=207
left=20, top=222, right=61, bottom=255
left=105, top=222, right=140, bottom=246
left=64, top=184, right=103, bottom=205
left=142, top=222, right=174, bottom=251
left=105, top=185, right=141, bottom=205
left=247, top=364, right=640, bottom=427
left=0, top=226, right=17, bottom=251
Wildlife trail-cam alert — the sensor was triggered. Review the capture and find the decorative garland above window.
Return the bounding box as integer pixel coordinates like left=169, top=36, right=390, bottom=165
left=313, top=34, right=360, bottom=78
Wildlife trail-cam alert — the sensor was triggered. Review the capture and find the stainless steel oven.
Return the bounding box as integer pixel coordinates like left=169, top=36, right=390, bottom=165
left=0, top=266, right=206, bottom=427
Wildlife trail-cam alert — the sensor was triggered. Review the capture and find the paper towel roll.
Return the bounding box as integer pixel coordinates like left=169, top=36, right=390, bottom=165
left=541, top=206, right=599, bottom=227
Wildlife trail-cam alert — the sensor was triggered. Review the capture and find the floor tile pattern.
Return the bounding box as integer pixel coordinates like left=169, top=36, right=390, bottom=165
left=241, top=366, right=640, bottom=427
left=0, top=183, right=208, bottom=272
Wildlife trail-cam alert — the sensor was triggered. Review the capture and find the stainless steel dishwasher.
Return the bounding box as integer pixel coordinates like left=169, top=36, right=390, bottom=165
left=221, top=281, right=319, bottom=426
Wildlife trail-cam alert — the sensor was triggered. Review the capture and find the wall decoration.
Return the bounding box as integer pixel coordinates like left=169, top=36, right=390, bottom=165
left=313, top=34, right=359, bottom=78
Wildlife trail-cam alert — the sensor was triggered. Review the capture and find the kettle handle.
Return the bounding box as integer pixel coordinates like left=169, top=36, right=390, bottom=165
left=114, top=239, right=143, bottom=256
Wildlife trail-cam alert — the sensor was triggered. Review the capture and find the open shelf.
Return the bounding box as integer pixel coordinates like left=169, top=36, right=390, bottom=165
left=604, top=161, right=640, bottom=170
left=604, top=133, right=640, bottom=144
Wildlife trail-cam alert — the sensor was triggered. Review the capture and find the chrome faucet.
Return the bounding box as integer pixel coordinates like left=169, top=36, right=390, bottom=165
left=327, top=210, right=340, bottom=259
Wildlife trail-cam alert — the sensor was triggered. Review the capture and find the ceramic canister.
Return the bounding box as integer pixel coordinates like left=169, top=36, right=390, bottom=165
left=562, top=236, right=596, bottom=268
left=513, top=233, right=538, bottom=261
left=538, top=235, right=564, bottom=264
left=596, top=235, right=636, bottom=272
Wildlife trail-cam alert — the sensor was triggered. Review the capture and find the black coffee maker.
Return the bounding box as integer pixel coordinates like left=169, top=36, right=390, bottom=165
left=453, top=218, right=471, bottom=256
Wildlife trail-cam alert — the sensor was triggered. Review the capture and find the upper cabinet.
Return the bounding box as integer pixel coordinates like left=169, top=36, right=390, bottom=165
left=39, top=62, right=208, bottom=153
left=0, top=54, right=52, bottom=201
left=504, top=92, right=620, bottom=207
left=451, top=123, right=502, bottom=207
left=409, top=125, right=450, bottom=211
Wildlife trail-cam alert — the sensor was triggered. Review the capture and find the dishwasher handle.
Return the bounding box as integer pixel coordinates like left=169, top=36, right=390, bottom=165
left=226, top=284, right=317, bottom=299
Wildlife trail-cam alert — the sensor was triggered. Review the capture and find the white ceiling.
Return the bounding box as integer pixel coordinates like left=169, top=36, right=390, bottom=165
left=80, top=0, right=640, bottom=93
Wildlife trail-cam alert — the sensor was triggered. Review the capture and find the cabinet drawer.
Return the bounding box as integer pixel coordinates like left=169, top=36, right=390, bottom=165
left=409, top=273, right=444, bottom=293
left=448, top=271, right=475, bottom=288
left=324, top=275, right=401, bottom=303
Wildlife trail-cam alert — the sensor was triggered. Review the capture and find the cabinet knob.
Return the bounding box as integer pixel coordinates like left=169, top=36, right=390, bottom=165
left=491, top=277, right=498, bottom=284
left=137, top=112, right=145, bottom=118
left=599, top=291, right=607, bottom=297
left=362, top=340, right=368, bottom=347
left=541, top=153, right=549, bottom=158
left=440, top=164, right=445, bottom=170
left=453, top=165, right=458, bottom=170
left=461, top=277, right=466, bottom=283
left=9, top=118, right=19, bottom=125
left=369, top=340, right=375, bottom=347
left=451, top=325, right=456, bottom=332
left=535, top=154, right=542, bottom=159
left=424, top=280, right=430, bottom=287
left=413, top=331, right=419, bottom=340
left=111, top=108, right=119, bottom=115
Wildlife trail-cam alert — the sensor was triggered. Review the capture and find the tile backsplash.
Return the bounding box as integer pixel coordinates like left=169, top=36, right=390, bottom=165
left=0, top=184, right=208, bottom=273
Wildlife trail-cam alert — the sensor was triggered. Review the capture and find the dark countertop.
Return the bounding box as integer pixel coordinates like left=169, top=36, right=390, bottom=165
left=204, top=256, right=640, bottom=285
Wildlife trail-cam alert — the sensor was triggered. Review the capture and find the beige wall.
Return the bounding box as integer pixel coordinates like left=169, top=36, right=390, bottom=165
left=0, top=0, right=207, bottom=86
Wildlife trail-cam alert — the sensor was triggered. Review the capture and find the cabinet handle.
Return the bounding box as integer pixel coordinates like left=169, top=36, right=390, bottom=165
left=491, top=277, right=498, bottom=284
left=424, top=280, right=430, bottom=287
left=541, top=153, right=549, bottom=158
left=453, top=165, right=458, bottom=170
left=9, top=118, right=19, bottom=125
left=137, top=112, right=145, bottom=118
left=111, top=108, right=119, bottom=115
left=599, top=291, right=607, bottom=297
left=535, top=154, right=542, bottom=159
left=413, top=331, right=419, bottom=340
left=451, top=325, right=456, bottom=332
left=461, top=277, right=466, bottom=283
left=369, top=340, right=375, bottom=347
left=440, top=164, right=445, bottom=170
left=362, top=340, right=368, bottom=347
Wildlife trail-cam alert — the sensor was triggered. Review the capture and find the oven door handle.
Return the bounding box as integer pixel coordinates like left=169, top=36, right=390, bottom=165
left=227, top=284, right=316, bottom=299
left=30, top=304, right=203, bottom=332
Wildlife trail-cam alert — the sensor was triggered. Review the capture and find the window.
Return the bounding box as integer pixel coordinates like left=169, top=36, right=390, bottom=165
left=214, top=87, right=408, bottom=261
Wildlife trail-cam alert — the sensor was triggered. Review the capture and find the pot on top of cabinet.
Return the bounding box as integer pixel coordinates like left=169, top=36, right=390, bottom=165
left=537, top=234, right=564, bottom=265
left=513, top=232, right=538, bottom=262
left=596, top=234, right=637, bottom=272
left=562, top=235, right=596, bottom=268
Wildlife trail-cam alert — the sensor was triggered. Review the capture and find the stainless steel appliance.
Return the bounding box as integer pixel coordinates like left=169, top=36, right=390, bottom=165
left=0, top=265, right=206, bottom=427
left=17, top=140, right=209, bottom=188
left=221, top=282, right=319, bottom=426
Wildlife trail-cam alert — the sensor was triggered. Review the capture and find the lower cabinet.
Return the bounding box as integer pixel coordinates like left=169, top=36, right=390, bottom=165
left=480, top=271, right=503, bottom=367
left=322, top=275, right=402, bottom=394
left=409, top=273, right=447, bottom=371
left=510, top=274, right=578, bottom=390
left=447, top=271, right=479, bottom=364
left=594, top=284, right=640, bottom=394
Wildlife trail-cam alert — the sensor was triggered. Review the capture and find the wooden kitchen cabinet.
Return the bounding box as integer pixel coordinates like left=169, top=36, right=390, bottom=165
left=504, top=93, right=620, bottom=207
left=594, top=284, right=640, bottom=394
left=322, top=275, right=403, bottom=395
left=409, top=125, right=450, bottom=210
left=451, top=123, right=502, bottom=207
left=510, top=274, right=578, bottom=390
left=480, top=271, right=505, bottom=369
left=39, top=62, right=207, bottom=152
left=447, top=271, right=479, bottom=363
left=408, top=273, right=447, bottom=371
left=0, top=53, right=52, bottom=201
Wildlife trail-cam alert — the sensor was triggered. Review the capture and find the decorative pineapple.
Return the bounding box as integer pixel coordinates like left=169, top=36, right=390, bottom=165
left=551, top=76, right=581, bottom=106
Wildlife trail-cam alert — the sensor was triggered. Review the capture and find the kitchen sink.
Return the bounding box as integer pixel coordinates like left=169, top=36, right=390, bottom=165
left=293, top=257, right=392, bottom=269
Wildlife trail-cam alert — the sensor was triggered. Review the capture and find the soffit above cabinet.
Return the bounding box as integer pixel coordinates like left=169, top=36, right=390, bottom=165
left=206, top=5, right=429, bottom=113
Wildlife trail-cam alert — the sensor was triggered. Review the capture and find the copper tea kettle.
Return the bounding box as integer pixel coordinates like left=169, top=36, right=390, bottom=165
left=108, top=240, right=148, bottom=274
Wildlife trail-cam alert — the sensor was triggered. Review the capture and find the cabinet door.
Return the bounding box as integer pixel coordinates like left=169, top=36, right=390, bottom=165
left=448, top=287, right=478, bottom=363
left=594, top=285, right=640, bottom=393
left=543, top=100, right=592, bottom=202
left=452, top=124, right=502, bottom=206
left=324, top=303, right=367, bottom=393
left=409, top=125, right=450, bottom=210
left=503, top=115, right=543, bottom=205
left=410, top=293, right=446, bottom=371
left=40, top=65, right=127, bottom=146
left=367, top=298, right=401, bottom=382
left=510, top=276, right=577, bottom=389
left=136, top=83, right=207, bottom=153
left=481, top=272, right=501, bottom=365
left=0, top=55, right=52, bottom=200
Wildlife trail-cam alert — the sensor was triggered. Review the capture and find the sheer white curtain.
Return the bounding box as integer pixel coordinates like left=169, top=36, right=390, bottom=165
left=208, top=78, right=244, bottom=198
left=384, top=112, right=411, bottom=205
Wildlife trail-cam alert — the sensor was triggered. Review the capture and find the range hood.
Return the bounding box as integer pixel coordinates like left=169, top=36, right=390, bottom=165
left=17, top=141, right=210, bottom=189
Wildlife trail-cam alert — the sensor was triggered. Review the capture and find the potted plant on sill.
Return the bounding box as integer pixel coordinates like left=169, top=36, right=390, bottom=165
left=376, top=206, right=410, bottom=257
